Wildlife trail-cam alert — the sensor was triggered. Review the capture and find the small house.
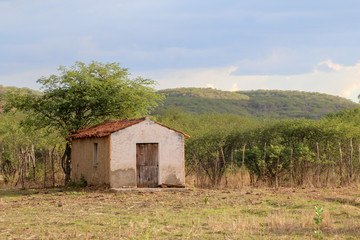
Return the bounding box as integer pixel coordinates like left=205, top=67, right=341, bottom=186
left=70, top=117, right=189, bottom=188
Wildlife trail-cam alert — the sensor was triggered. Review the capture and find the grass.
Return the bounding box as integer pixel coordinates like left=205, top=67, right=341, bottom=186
left=1, top=186, right=360, bottom=239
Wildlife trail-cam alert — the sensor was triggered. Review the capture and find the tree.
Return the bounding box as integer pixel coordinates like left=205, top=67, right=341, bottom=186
left=5, top=61, right=163, bottom=184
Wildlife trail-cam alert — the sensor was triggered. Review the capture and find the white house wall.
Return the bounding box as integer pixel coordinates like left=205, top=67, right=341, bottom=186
left=110, top=118, right=185, bottom=188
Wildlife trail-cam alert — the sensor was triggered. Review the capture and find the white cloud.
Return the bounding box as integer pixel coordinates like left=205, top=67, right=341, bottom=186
left=206, top=83, right=215, bottom=89
left=315, top=60, right=343, bottom=72
left=138, top=60, right=360, bottom=102
left=230, top=83, right=238, bottom=91
left=4, top=60, right=359, bottom=102
left=231, top=47, right=313, bottom=76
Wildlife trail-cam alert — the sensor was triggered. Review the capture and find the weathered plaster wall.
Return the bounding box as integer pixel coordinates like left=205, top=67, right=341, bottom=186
left=110, top=118, right=185, bottom=188
left=71, top=136, right=110, bottom=185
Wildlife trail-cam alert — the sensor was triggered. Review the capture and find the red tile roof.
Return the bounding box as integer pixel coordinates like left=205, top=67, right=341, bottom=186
left=69, top=117, right=189, bottom=139
left=69, top=118, right=146, bottom=139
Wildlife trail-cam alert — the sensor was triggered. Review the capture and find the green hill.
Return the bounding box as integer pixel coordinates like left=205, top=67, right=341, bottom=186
left=0, top=85, right=42, bottom=111
left=0, top=85, right=42, bottom=97
left=1, top=85, right=357, bottom=119
left=157, top=88, right=359, bottom=119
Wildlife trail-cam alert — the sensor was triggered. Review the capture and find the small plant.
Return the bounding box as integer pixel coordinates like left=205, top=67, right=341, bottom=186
left=204, top=195, right=209, bottom=204
left=313, top=206, right=323, bottom=239
left=67, top=175, right=88, bottom=188
left=79, top=175, right=88, bottom=187
left=259, top=222, right=266, bottom=237
left=266, top=199, right=279, bottom=207
left=2, top=175, right=9, bottom=184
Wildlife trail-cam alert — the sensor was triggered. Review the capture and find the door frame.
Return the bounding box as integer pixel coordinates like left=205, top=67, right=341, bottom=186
left=136, top=143, right=159, bottom=188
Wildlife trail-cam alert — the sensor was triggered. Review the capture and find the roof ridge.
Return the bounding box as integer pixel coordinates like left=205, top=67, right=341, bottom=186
left=69, top=117, right=189, bottom=139
left=103, top=117, right=146, bottom=123
left=69, top=117, right=147, bottom=139
left=121, top=117, right=146, bottom=122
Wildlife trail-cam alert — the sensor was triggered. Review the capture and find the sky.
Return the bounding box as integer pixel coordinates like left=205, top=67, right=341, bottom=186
left=1, top=0, right=360, bottom=101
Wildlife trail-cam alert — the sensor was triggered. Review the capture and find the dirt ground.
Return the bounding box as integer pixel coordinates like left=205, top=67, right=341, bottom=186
left=1, top=186, right=360, bottom=239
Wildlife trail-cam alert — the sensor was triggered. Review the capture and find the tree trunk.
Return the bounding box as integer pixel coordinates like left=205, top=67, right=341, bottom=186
left=30, top=145, right=36, bottom=181
left=215, top=150, right=219, bottom=185
left=350, top=138, right=353, bottom=183
left=231, top=148, right=234, bottom=166
left=51, top=145, right=56, bottom=188
left=220, top=147, right=227, bottom=186
left=316, top=142, right=320, bottom=187
left=275, top=146, right=282, bottom=190
left=339, top=143, right=343, bottom=186
left=263, top=142, right=267, bottom=183
left=193, top=153, right=199, bottom=186
left=241, top=144, right=246, bottom=187
left=44, top=149, right=47, bottom=188
left=15, top=147, right=26, bottom=189
left=0, top=148, right=3, bottom=175
left=61, top=141, right=72, bottom=185
left=326, top=144, right=331, bottom=186
left=290, top=148, right=294, bottom=188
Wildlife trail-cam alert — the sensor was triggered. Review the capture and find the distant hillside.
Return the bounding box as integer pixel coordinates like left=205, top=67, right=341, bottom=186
left=162, top=87, right=249, bottom=100
left=0, top=85, right=42, bottom=111
left=1, top=85, right=357, bottom=119
left=0, top=85, right=42, bottom=97
left=157, top=88, right=359, bottom=119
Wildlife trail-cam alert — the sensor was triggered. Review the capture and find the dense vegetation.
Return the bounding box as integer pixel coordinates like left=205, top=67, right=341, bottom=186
left=156, top=107, right=360, bottom=188
left=0, top=111, right=64, bottom=188
left=159, top=87, right=249, bottom=100
left=0, top=85, right=42, bottom=109
left=158, top=88, right=358, bottom=119
left=0, top=85, right=42, bottom=97
left=2, top=80, right=360, bottom=189
left=1, top=62, right=161, bottom=186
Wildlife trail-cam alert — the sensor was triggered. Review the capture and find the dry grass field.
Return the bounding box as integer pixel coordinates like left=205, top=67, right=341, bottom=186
left=1, top=186, right=360, bottom=239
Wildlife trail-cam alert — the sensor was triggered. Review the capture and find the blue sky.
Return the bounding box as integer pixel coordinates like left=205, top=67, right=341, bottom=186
left=1, top=0, right=360, bottom=101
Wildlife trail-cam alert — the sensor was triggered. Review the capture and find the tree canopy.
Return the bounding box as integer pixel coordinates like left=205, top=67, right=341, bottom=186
left=5, top=61, right=163, bottom=183
left=5, top=61, right=162, bottom=137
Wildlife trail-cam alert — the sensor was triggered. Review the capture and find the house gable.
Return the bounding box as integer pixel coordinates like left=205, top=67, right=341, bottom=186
left=71, top=117, right=187, bottom=188
left=69, top=117, right=189, bottom=140
left=109, top=118, right=185, bottom=188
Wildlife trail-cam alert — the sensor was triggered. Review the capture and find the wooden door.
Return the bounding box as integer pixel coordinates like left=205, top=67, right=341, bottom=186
left=136, top=143, right=159, bottom=188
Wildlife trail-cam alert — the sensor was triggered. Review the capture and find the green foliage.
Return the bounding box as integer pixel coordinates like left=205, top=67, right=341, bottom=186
left=0, top=84, right=42, bottom=107
left=259, top=222, right=266, bottom=237
left=237, top=146, right=263, bottom=176
left=67, top=175, right=88, bottom=188
left=157, top=106, right=360, bottom=187
left=326, top=107, right=360, bottom=129
left=0, top=110, right=64, bottom=186
left=314, top=206, right=324, bottom=225
left=3, top=61, right=163, bottom=185
left=239, top=90, right=357, bottom=119
left=157, top=110, right=261, bottom=185
left=0, top=150, right=13, bottom=184
left=3, top=80, right=360, bottom=189
left=67, top=180, right=87, bottom=188
left=156, top=88, right=358, bottom=119
left=5, top=61, right=163, bottom=138
left=157, top=105, right=360, bottom=186
left=157, top=97, right=251, bottom=116
left=79, top=175, right=88, bottom=187
left=204, top=195, right=209, bottom=204
left=0, top=85, right=42, bottom=96
left=159, top=87, right=249, bottom=100
left=313, top=206, right=324, bottom=239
